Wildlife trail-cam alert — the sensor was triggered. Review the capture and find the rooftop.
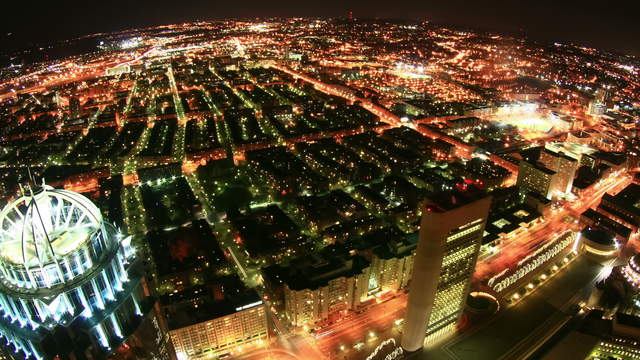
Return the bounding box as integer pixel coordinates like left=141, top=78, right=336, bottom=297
left=162, top=275, right=262, bottom=330
left=423, top=184, right=489, bottom=212
left=601, top=183, right=640, bottom=220
left=264, top=244, right=369, bottom=291
left=580, top=227, right=616, bottom=246
left=521, top=159, right=556, bottom=175
left=0, top=184, right=103, bottom=268
left=581, top=208, right=632, bottom=239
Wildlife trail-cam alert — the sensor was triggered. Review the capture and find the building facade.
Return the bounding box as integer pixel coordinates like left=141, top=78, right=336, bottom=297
left=516, top=160, right=560, bottom=199
left=284, top=274, right=365, bottom=327
left=267, top=248, right=370, bottom=328
left=161, top=274, right=267, bottom=360
left=169, top=301, right=267, bottom=360
left=401, top=195, right=491, bottom=352
left=368, top=252, right=414, bottom=294
left=366, top=235, right=416, bottom=296
left=538, top=149, right=579, bottom=195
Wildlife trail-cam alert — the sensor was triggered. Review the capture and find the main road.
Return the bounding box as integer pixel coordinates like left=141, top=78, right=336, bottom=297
left=314, top=294, right=407, bottom=359
left=475, top=170, right=631, bottom=281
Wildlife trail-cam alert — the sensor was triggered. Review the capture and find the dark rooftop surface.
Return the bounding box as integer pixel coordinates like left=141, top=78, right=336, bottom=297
left=148, top=220, right=226, bottom=278
left=541, top=148, right=578, bottom=162
left=581, top=226, right=616, bottom=246
left=526, top=190, right=552, bottom=204
left=229, top=205, right=306, bottom=258
left=372, top=230, right=418, bottom=260
left=608, top=183, right=640, bottom=204
left=593, top=150, right=627, bottom=166
left=617, top=313, right=640, bottom=328
left=162, top=275, right=262, bottom=330
left=485, top=205, right=542, bottom=238
left=424, top=184, right=490, bottom=213
left=580, top=208, right=632, bottom=239
left=264, top=244, right=369, bottom=291
left=522, top=159, right=556, bottom=175
left=600, top=183, right=640, bottom=223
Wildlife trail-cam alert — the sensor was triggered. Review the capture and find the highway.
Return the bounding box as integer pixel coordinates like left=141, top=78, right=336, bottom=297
left=475, top=170, right=631, bottom=282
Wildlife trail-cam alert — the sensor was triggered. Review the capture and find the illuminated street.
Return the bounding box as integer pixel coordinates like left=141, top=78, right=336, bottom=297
left=0, top=12, right=640, bottom=360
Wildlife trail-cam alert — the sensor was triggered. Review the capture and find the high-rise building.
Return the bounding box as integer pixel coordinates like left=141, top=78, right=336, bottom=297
left=401, top=193, right=491, bottom=352
left=538, top=148, right=579, bottom=195
left=0, top=183, right=174, bottom=360
left=588, top=88, right=610, bottom=116
left=69, top=96, right=81, bottom=118
left=516, top=159, right=562, bottom=199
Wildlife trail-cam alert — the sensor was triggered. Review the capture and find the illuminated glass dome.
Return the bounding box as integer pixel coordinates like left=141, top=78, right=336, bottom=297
left=623, top=253, right=640, bottom=289
left=0, top=184, right=108, bottom=289
left=0, top=183, right=142, bottom=360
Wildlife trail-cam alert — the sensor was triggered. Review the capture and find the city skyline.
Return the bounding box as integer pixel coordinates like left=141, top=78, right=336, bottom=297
left=2, top=2, right=640, bottom=57
left=1, top=14, right=640, bottom=360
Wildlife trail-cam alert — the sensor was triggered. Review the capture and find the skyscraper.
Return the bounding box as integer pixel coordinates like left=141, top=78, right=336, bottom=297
left=588, top=87, right=610, bottom=116
left=538, top=148, right=579, bottom=195
left=401, top=193, right=491, bottom=352
left=516, top=159, right=560, bottom=199
left=0, top=182, right=174, bottom=360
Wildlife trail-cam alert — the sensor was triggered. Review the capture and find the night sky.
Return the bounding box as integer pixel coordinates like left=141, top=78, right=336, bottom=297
left=1, top=0, right=638, bottom=56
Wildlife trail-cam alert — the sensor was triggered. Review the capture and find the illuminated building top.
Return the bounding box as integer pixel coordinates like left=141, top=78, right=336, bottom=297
left=0, top=183, right=109, bottom=290
left=623, top=253, right=640, bottom=289
left=0, top=182, right=142, bottom=360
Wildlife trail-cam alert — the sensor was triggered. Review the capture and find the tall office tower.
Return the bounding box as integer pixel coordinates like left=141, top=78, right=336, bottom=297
left=588, top=88, right=610, bottom=116
left=595, top=88, right=610, bottom=105
left=0, top=182, right=174, bottom=360
left=538, top=148, right=579, bottom=195
left=69, top=96, right=81, bottom=118
left=516, top=159, right=560, bottom=199
left=401, top=194, right=491, bottom=352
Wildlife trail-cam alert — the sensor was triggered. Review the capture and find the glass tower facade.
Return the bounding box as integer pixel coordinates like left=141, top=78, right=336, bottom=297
left=424, top=217, right=486, bottom=343
left=0, top=184, right=148, bottom=360
left=401, top=195, right=491, bottom=352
